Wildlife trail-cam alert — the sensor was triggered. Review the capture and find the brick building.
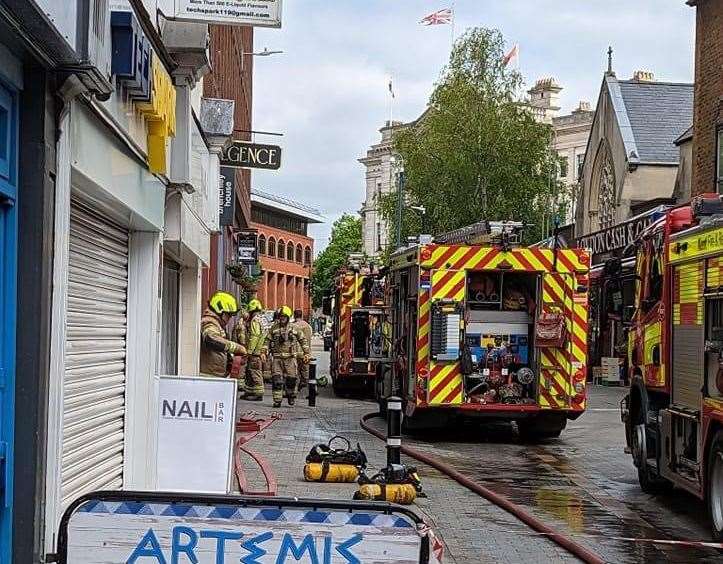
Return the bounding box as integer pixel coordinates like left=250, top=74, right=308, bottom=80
left=688, top=0, right=723, bottom=196
left=202, top=25, right=254, bottom=302
left=251, top=189, right=323, bottom=316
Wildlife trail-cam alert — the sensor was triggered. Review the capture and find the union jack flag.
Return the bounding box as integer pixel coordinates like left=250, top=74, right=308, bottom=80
left=420, top=8, right=453, bottom=26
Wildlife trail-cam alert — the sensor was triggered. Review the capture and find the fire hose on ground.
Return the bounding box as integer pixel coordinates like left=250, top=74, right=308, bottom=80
left=360, top=411, right=605, bottom=564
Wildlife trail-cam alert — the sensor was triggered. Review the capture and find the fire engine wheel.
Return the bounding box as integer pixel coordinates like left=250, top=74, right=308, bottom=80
left=517, top=414, right=567, bottom=442
left=632, top=418, right=671, bottom=494
left=707, top=431, right=723, bottom=541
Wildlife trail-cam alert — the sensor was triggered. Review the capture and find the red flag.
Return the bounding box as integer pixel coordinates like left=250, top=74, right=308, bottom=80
left=502, top=44, right=519, bottom=66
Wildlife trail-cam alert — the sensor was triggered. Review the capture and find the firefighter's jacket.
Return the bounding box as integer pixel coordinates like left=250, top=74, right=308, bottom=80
left=265, top=322, right=309, bottom=359
left=200, top=308, right=245, bottom=376
left=246, top=315, right=267, bottom=356
left=291, top=318, right=313, bottom=358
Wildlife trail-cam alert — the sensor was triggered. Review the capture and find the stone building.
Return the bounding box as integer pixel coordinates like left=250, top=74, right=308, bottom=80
left=575, top=70, right=693, bottom=237
left=252, top=189, right=323, bottom=317
left=687, top=0, right=723, bottom=196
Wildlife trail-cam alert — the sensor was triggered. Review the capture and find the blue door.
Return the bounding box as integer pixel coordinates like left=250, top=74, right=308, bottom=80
left=0, top=80, right=18, bottom=561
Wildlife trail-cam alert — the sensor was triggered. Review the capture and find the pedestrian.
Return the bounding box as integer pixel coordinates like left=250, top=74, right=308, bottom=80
left=237, top=298, right=267, bottom=401
left=292, top=309, right=313, bottom=390
left=265, top=305, right=310, bottom=408
left=200, top=291, right=246, bottom=377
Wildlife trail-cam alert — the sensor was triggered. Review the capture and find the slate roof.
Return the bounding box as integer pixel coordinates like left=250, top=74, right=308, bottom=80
left=616, top=80, right=694, bottom=164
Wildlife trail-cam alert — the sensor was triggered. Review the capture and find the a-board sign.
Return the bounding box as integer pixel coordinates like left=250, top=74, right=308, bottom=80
left=56, top=491, right=435, bottom=563
left=156, top=376, right=237, bottom=494
left=220, top=141, right=282, bottom=170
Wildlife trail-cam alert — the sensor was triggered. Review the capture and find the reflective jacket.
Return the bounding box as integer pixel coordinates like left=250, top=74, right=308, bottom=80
left=291, top=318, right=313, bottom=358
left=246, top=314, right=267, bottom=356
left=265, top=322, right=309, bottom=358
left=200, top=308, right=245, bottom=376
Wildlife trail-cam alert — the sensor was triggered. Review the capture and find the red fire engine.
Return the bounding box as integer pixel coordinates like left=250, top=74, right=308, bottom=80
left=379, top=222, right=590, bottom=440
left=619, top=194, right=723, bottom=539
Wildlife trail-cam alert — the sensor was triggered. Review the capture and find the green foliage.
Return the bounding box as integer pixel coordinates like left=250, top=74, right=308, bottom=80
left=383, top=27, right=565, bottom=246
left=310, top=214, right=362, bottom=307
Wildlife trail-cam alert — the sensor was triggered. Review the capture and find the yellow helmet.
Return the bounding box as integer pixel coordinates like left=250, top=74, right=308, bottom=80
left=209, top=291, right=238, bottom=315
left=248, top=298, right=263, bottom=313
left=279, top=305, right=293, bottom=319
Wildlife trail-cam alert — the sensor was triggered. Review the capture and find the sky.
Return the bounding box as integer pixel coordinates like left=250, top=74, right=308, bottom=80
left=251, top=1, right=695, bottom=251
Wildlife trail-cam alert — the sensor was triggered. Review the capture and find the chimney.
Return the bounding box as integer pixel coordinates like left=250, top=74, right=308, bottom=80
left=576, top=101, right=592, bottom=112
left=632, top=70, right=655, bottom=82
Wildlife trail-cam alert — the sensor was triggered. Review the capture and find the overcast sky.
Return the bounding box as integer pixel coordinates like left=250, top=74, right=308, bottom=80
left=251, top=1, right=695, bottom=251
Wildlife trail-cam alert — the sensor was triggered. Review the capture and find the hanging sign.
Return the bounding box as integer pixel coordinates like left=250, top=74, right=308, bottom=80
left=56, top=492, right=438, bottom=564
left=575, top=214, right=654, bottom=262
left=237, top=232, right=258, bottom=264
left=156, top=376, right=237, bottom=494
left=220, top=141, right=282, bottom=170
left=173, top=0, right=283, bottom=28
left=219, top=167, right=236, bottom=226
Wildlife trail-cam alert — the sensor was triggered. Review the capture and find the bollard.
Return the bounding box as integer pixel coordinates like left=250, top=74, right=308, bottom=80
left=386, top=396, right=402, bottom=465
left=307, top=361, right=317, bottom=407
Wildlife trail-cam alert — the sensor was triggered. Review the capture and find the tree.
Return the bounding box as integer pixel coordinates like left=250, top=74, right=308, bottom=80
left=310, top=214, right=362, bottom=307
left=380, top=28, right=564, bottom=246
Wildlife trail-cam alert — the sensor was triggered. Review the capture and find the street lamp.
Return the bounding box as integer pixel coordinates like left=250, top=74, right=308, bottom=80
left=240, top=48, right=284, bottom=69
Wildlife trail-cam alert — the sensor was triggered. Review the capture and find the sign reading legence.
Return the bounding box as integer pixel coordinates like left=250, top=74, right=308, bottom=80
left=58, top=493, right=430, bottom=563
left=221, top=141, right=282, bottom=170
left=174, top=0, right=283, bottom=28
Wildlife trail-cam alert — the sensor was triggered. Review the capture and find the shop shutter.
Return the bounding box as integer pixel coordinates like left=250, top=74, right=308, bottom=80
left=61, top=200, right=129, bottom=508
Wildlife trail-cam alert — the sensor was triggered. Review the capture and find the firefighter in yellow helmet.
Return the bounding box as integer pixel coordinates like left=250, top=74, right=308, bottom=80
left=292, top=308, right=313, bottom=391
left=200, top=291, right=246, bottom=377
left=265, top=305, right=310, bottom=407
left=236, top=298, right=267, bottom=401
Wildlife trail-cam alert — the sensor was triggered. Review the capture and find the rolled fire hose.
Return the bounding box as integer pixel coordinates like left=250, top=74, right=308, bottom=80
left=360, top=412, right=604, bottom=564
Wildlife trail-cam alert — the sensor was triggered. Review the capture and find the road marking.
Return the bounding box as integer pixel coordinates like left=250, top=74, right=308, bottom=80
left=586, top=408, right=619, bottom=412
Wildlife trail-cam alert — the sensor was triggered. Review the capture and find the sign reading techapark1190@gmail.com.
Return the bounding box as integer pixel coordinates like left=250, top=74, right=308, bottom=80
left=174, top=0, right=283, bottom=28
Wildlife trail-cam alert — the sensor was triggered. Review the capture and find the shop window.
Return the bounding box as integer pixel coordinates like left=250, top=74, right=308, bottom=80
left=717, top=127, right=722, bottom=194
left=258, top=234, right=266, bottom=256
left=268, top=237, right=276, bottom=257
left=304, top=246, right=312, bottom=265
left=295, top=243, right=303, bottom=263
left=277, top=239, right=285, bottom=259
left=286, top=241, right=294, bottom=260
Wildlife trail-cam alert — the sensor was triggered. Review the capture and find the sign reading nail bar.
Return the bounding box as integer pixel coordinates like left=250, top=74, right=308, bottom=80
left=174, top=0, right=283, bottom=28
left=221, top=141, right=282, bottom=170
left=56, top=492, right=439, bottom=563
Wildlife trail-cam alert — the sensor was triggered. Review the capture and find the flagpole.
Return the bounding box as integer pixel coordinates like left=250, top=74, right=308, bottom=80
left=450, top=2, right=455, bottom=47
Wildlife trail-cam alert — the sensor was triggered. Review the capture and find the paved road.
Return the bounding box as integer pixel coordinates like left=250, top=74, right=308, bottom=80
left=237, top=339, right=722, bottom=563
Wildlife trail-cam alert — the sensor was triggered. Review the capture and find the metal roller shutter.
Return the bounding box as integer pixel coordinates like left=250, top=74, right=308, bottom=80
left=61, top=200, right=129, bottom=508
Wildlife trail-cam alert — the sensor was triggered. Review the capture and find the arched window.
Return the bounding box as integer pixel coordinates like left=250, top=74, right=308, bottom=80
left=277, top=239, right=285, bottom=259
left=295, top=244, right=303, bottom=263
left=258, top=234, right=266, bottom=256
left=286, top=241, right=294, bottom=261
left=268, top=237, right=276, bottom=257
left=304, top=246, right=312, bottom=266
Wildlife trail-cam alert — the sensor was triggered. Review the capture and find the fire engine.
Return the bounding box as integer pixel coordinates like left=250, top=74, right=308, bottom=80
left=326, top=254, right=389, bottom=396
left=379, top=222, right=590, bottom=440
left=619, top=194, right=723, bottom=539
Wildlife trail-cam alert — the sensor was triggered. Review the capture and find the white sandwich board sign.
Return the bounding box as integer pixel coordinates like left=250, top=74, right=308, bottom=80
left=156, top=375, right=237, bottom=494
left=56, top=492, right=434, bottom=563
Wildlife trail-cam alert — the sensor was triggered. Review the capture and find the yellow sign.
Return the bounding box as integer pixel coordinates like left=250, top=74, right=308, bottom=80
left=135, top=57, right=176, bottom=174
left=669, top=225, right=723, bottom=264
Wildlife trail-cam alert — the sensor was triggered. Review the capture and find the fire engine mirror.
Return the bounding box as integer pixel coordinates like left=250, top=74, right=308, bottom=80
left=322, top=296, right=332, bottom=316
left=54, top=491, right=438, bottom=564
left=652, top=344, right=661, bottom=366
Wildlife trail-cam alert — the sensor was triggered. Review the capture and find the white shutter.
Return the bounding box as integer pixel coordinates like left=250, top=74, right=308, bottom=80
left=61, top=200, right=129, bottom=508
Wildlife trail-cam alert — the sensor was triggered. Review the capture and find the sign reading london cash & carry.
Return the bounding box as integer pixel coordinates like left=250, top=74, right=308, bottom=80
left=221, top=141, right=282, bottom=170
left=57, top=492, right=433, bottom=564
left=174, top=0, right=283, bottom=28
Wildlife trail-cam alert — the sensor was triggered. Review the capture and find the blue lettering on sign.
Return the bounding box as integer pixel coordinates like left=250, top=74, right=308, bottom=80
left=127, top=529, right=167, bottom=564
left=125, top=528, right=365, bottom=564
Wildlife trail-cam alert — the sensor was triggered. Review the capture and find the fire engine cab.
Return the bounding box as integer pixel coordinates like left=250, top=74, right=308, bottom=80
left=619, top=194, right=723, bottom=539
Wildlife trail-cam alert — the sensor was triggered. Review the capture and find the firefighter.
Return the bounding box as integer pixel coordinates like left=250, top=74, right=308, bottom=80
left=266, top=305, right=310, bottom=408
left=200, top=291, right=246, bottom=377
left=292, top=309, right=313, bottom=390
left=238, top=298, right=267, bottom=401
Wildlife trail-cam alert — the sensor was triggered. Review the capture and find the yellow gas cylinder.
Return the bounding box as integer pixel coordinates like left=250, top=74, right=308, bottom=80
left=303, top=463, right=359, bottom=483
left=353, top=483, right=417, bottom=505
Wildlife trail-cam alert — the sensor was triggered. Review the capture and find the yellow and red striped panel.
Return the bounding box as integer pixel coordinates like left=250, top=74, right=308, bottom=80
left=421, top=245, right=589, bottom=273
left=428, top=362, right=463, bottom=405
left=337, top=274, right=363, bottom=369
left=673, top=262, right=704, bottom=326
left=431, top=269, right=466, bottom=302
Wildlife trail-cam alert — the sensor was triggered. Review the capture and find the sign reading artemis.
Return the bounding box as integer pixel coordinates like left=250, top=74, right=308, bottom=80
left=220, top=141, right=282, bottom=170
